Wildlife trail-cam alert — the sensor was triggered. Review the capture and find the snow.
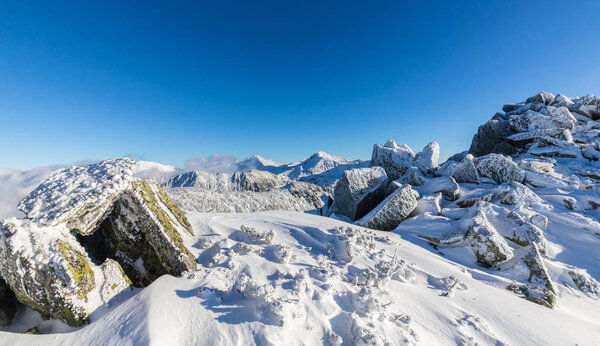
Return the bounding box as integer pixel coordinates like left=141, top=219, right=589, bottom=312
left=1, top=211, right=599, bottom=345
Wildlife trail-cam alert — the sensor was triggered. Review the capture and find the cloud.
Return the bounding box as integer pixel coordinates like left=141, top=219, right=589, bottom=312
left=184, top=154, right=241, bottom=173
left=0, top=165, right=65, bottom=219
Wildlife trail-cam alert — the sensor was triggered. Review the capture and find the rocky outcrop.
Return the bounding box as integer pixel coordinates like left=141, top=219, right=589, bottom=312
left=357, top=184, right=419, bottom=231
left=331, top=167, right=388, bottom=221
left=0, top=219, right=132, bottom=326
left=0, top=159, right=198, bottom=325
left=370, top=140, right=415, bottom=181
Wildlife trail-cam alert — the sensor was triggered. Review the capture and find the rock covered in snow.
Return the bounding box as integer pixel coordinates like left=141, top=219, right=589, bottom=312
left=370, top=140, right=415, bottom=181
left=332, top=167, right=388, bottom=221
left=474, top=154, right=525, bottom=184
left=465, top=209, right=513, bottom=267
left=493, top=181, right=544, bottom=207
left=414, top=176, right=460, bottom=201
left=452, top=154, right=480, bottom=183
left=399, top=167, right=425, bottom=186
left=18, top=158, right=134, bottom=235
left=356, top=184, right=419, bottom=231
left=469, top=118, right=512, bottom=156
left=0, top=219, right=132, bottom=326
left=414, top=142, right=440, bottom=174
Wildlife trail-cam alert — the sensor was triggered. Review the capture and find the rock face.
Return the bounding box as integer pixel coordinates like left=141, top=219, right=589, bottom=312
left=0, top=278, right=16, bottom=326
left=452, top=154, right=480, bottom=184
left=414, top=142, right=440, bottom=174
left=0, top=159, right=198, bottom=325
left=85, top=180, right=197, bottom=286
left=331, top=167, right=388, bottom=221
left=468, top=92, right=588, bottom=158
left=357, top=184, right=419, bottom=231
left=465, top=210, right=513, bottom=267
left=370, top=140, right=415, bottom=181
left=0, top=219, right=132, bottom=326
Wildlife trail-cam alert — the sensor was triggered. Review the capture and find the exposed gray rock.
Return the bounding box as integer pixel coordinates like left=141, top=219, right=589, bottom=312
left=526, top=91, right=555, bottom=105
left=370, top=140, right=415, bottom=180
left=465, top=210, right=513, bottom=267
left=385, top=180, right=403, bottom=196
left=356, top=184, right=419, bottom=231
left=332, top=167, right=388, bottom=221
left=474, top=154, right=525, bottom=184
left=505, top=212, right=548, bottom=254
left=469, top=119, right=512, bottom=156
left=0, top=278, right=16, bottom=327
left=452, top=154, right=480, bottom=184
left=414, top=142, right=440, bottom=174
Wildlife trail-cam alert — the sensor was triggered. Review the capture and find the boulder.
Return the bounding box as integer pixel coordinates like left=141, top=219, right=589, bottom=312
left=452, top=154, right=480, bottom=184
left=414, top=176, right=460, bottom=201
left=414, top=142, right=440, bottom=174
left=493, top=181, right=544, bottom=207
left=505, top=212, right=548, bottom=254
left=385, top=180, right=403, bottom=196
left=465, top=210, right=513, bottom=267
left=414, top=193, right=442, bottom=215
left=474, top=154, right=525, bottom=184
left=526, top=91, right=555, bottom=105
left=399, top=167, right=425, bottom=186
left=370, top=140, right=415, bottom=180
left=332, top=167, right=388, bottom=221
left=469, top=119, right=512, bottom=156
left=84, top=180, right=197, bottom=286
left=356, top=185, right=419, bottom=231
left=0, top=219, right=132, bottom=326
left=18, top=158, right=134, bottom=235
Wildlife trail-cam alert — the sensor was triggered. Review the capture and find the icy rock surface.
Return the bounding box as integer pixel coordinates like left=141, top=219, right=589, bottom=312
left=465, top=209, right=513, bottom=267
left=356, top=184, right=419, bottom=231
left=370, top=140, right=415, bottom=180
left=474, top=154, right=525, bottom=184
left=18, top=158, right=134, bottom=235
left=414, top=142, right=440, bottom=174
left=331, top=167, right=388, bottom=221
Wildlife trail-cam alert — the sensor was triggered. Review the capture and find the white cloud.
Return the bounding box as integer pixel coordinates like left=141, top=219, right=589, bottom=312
left=184, top=154, right=241, bottom=173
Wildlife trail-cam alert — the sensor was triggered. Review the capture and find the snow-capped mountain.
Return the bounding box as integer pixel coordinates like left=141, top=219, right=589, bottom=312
left=0, top=92, right=599, bottom=345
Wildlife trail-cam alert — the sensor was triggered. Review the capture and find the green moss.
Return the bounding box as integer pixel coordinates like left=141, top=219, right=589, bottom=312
left=57, top=240, right=94, bottom=301
left=131, top=180, right=193, bottom=257
left=60, top=307, right=88, bottom=327
left=156, top=185, right=193, bottom=235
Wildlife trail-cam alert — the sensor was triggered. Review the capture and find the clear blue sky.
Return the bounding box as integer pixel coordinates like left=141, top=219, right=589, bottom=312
left=1, top=1, right=599, bottom=169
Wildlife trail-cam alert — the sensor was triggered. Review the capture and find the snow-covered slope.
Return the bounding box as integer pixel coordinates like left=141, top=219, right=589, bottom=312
left=1, top=211, right=598, bottom=345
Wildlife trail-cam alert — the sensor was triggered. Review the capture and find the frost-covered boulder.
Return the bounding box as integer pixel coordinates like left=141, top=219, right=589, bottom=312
left=569, top=269, right=600, bottom=298
left=399, top=167, right=425, bottom=186
left=332, top=167, right=388, bottom=221
left=385, top=180, right=403, bottom=196
left=357, top=185, right=419, bottom=231
left=521, top=244, right=556, bottom=307
left=452, top=154, right=480, bottom=184
left=18, top=158, right=134, bottom=235
left=0, top=219, right=132, bottom=326
left=370, top=140, right=415, bottom=180
left=415, top=176, right=460, bottom=201
left=414, top=142, right=439, bottom=174
left=474, top=154, right=525, bottom=184
left=465, top=210, right=513, bottom=267
left=85, top=180, right=197, bottom=286
left=493, top=182, right=544, bottom=207
left=505, top=212, right=548, bottom=254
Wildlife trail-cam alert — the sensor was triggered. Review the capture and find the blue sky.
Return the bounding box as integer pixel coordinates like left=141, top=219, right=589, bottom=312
left=1, top=1, right=599, bottom=169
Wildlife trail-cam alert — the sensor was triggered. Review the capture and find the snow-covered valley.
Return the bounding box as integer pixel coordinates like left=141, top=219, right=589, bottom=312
left=0, top=92, right=599, bottom=345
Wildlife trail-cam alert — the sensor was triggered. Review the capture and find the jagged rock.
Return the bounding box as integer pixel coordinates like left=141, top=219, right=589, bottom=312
left=399, top=167, right=425, bottom=186
left=474, top=154, right=525, bottom=184
left=456, top=190, right=492, bottom=208
left=569, top=269, right=600, bottom=298
left=357, top=185, right=419, bottom=231
left=520, top=244, right=556, bottom=308
left=331, top=167, right=388, bottom=221
left=414, top=142, right=440, bottom=174
left=465, top=210, right=513, bottom=267
left=469, top=119, right=512, bottom=156
left=526, top=91, right=555, bottom=105
left=18, top=158, right=134, bottom=235
left=505, top=212, right=548, bottom=254
left=0, top=219, right=132, bottom=326
left=0, top=278, right=16, bottom=326
left=493, top=181, right=544, bottom=207
left=452, top=154, right=480, bottom=184
left=370, top=140, right=415, bottom=180
left=551, top=93, right=573, bottom=107
left=84, top=180, right=197, bottom=286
